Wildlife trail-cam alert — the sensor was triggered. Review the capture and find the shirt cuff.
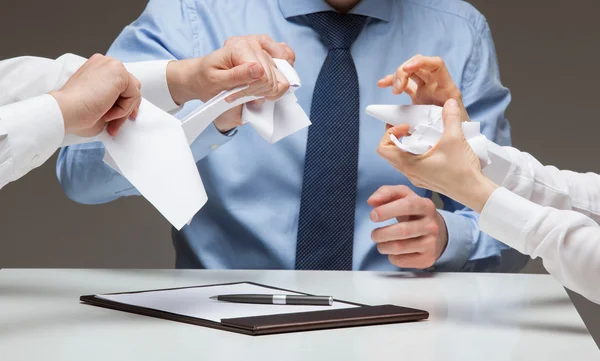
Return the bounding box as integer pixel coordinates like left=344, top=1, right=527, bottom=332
left=124, top=60, right=180, bottom=113
left=479, top=187, right=540, bottom=254
left=433, top=209, right=475, bottom=270
left=189, top=123, right=237, bottom=161
left=0, top=94, right=65, bottom=180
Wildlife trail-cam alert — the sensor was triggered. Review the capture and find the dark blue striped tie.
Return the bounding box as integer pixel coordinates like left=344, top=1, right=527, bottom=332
left=295, top=12, right=368, bottom=270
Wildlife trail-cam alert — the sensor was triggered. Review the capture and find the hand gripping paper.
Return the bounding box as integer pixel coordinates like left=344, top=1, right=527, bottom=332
left=60, top=55, right=310, bottom=229
left=366, top=104, right=512, bottom=182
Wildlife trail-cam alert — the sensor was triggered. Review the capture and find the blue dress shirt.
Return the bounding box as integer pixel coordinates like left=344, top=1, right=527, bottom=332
left=57, top=0, right=514, bottom=271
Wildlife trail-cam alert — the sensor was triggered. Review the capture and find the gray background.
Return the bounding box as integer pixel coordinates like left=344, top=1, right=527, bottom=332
left=1, top=0, right=598, bottom=347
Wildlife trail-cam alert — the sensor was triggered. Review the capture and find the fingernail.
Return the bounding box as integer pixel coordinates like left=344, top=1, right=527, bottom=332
left=249, top=64, right=261, bottom=79
left=370, top=210, right=379, bottom=222
left=404, top=60, right=417, bottom=68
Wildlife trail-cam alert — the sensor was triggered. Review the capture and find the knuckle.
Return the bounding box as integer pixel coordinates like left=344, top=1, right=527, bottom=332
left=432, top=56, right=444, bottom=65
left=259, top=34, right=271, bottom=43
left=90, top=53, right=104, bottom=61
left=426, top=222, right=439, bottom=236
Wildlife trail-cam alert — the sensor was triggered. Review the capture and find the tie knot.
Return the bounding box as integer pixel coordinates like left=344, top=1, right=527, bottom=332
left=306, top=11, right=367, bottom=50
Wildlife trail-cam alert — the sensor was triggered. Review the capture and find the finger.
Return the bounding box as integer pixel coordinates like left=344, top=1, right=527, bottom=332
left=370, top=196, right=430, bottom=222
left=106, top=116, right=127, bottom=137
left=388, top=253, right=434, bottom=269
left=404, top=78, right=419, bottom=98
left=377, top=74, right=394, bottom=88
left=225, top=78, right=272, bottom=103
left=376, top=124, right=411, bottom=160
left=220, top=62, right=265, bottom=90
left=403, top=56, right=455, bottom=88
left=372, top=219, right=431, bottom=244
left=264, top=68, right=290, bottom=101
left=442, top=98, right=463, bottom=134
left=120, top=73, right=142, bottom=99
left=280, top=42, right=296, bottom=65
left=256, top=35, right=290, bottom=61
left=387, top=124, right=411, bottom=138
left=414, top=69, right=435, bottom=85
left=102, top=95, right=138, bottom=122
left=258, top=50, right=279, bottom=97
left=376, top=238, right=426, bottom=256
left=392, top=68, right=410, bottom=95
left=130, top=98, right=142, bottom=120
left=409, top=73, right=425, bottom=88
left=102, top=104, right=127, bottom=122
left=367, top=185, right=416, bottom=208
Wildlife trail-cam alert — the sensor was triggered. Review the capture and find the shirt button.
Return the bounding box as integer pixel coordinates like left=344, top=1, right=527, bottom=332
left=210, top=144, right=219, bottom=150
left=31, top=155, right=41, bottom=167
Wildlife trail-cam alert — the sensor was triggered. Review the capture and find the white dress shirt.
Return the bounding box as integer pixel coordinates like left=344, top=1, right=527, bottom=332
left=481, top=147, right=600, bottom=304
left=0, top=54, right=178, bottom=189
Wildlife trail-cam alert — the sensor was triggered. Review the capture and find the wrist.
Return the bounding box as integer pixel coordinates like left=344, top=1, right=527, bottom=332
left=167, top=59, right=201, bottom=105
left=458, top=173, right=499, bottom=213
left=49, top=90, right=77, bottom=134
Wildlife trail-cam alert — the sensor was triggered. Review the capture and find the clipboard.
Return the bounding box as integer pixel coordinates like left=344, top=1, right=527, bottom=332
left=80, top=281, right=428, bottom=336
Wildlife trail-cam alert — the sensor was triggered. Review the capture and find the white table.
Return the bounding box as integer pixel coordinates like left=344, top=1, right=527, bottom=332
left=0, top=269, right=597, bottom=360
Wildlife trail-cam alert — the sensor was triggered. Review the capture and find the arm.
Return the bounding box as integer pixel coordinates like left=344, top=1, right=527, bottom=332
left=0, top=54, right=142, bottom=191
left=0, top=96, right=65, bottom=189
left=490, top=146, right=600, bottom=222
left=57, top=0, right=294, bottom=205
left=480, top=187, right=600, bottom=304
left=57, top=1, right=204, bottom=204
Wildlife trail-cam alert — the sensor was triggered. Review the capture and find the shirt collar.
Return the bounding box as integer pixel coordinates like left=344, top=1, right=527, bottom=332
left=278, top=0, right=392, bottom=22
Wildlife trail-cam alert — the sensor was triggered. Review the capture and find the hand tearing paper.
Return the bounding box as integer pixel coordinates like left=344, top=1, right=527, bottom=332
left=366, top=104, right=513, bottom=184
left=366, top=104, right=491, bottom=167
left=60, top=55, right=310, bottom=230
left=181, top=58, right=311, bottom=145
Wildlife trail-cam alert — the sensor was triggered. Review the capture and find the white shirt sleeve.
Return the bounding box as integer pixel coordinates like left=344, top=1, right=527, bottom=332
left=124, top=60, right=180, bottom=113
left=480, top=146, right=600, bottom=304
left=0, top=54, right=179, bottom=189
left=480, top=188, right=600, bottom=304
left=486, top=145, right=600, bottom=221
left=0, top=95, right=65, bottom=189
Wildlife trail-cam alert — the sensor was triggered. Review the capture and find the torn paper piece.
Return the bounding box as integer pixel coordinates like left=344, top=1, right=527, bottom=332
left=62, top=99, right=206, bottom=230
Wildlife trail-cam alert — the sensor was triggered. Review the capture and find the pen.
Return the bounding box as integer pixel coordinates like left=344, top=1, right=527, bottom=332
left=209, top=294, right=334, bottom=306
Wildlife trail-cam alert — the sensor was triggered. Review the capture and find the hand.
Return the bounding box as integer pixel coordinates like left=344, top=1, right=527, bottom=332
left=49, top=54, right=141, bottom=137
left=368, top=185, right=448, bottom=269
left=377, top=99, right=499, bottom=213
left=377, top=54, right=469, bottom=121
left=166, top=34, right=295, bottom=133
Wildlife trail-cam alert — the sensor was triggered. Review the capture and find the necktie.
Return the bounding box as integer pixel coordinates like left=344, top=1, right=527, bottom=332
left=295, top=12, right=368, bottom=270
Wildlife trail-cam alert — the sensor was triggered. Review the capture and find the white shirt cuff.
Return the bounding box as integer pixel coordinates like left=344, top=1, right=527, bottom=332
left=0, top=94, right=65, bottom=181
left=479, top=187, right=542, bottom=253
left=124, top=60, right=180, bottom=112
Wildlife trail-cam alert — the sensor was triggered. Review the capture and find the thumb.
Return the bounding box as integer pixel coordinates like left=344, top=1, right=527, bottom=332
left=442, top=98, right=463, bottom=134
left=220, top=62, right=264, bottom=89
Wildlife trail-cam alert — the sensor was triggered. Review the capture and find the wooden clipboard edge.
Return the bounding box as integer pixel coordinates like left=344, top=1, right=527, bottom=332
left=80, top=294, right=255, bottom=335
left=79, top=281, right=429, bottom=336
left=221, top=304, right=430, bottom=336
